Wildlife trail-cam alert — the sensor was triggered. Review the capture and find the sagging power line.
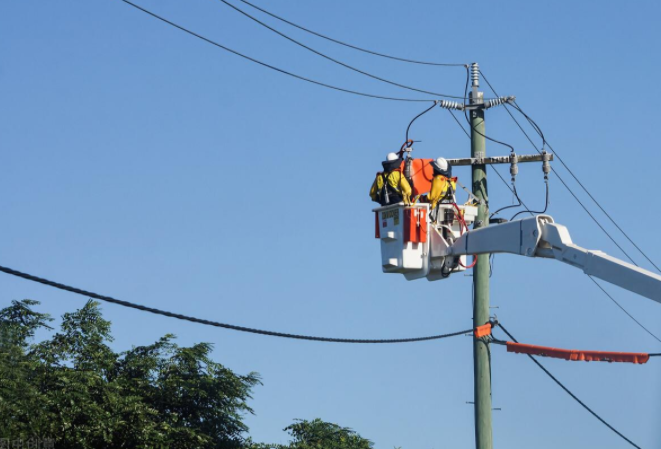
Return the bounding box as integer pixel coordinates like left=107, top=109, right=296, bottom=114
left=478, top=70, right=661, bottom=345
left=119, top=0, right=435, bottom=103
left=0, top=264, right=472, bottom=344
left=496, top=323, right=642, bottom=449
left=480, top=70, right=660, bottom=273
left=234, top=0, right=466, bottom=67
left=216, top=0, right=469, bottom=100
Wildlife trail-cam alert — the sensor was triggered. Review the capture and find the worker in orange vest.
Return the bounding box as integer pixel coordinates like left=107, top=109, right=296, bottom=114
left=428, top=157, right=456, bottom=210
left=369, top=152, right=412, bottom=206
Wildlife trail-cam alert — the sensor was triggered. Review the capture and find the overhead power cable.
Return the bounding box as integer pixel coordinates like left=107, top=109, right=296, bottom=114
left=510, top=99, right=661, bottom=274
left=405, top=101, right=438, bottom=143
left=479, top=70, right=641, bottom=266
left=588, top=276, right=661, bottom=344
left=119, top=0, right=434, bottom=103
left=0, top=264, right=472, bottom=344
left=497, top=323, right=641, bottom=449
left=479, top=70, right=661, bottom=345
left=216, top=0, right=468, bottom=100
left=235, top=0, right=466, bottom=67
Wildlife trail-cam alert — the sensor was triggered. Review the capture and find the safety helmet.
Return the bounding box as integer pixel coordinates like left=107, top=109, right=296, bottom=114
left=386, top=152, right=400, bottom=162
left=432, top=157, right=448, bottom=172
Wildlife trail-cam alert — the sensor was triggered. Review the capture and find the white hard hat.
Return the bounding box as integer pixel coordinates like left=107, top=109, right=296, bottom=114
left=386, top=152, right=399, bottom=161
left=432, top=157, right=448, bottom=171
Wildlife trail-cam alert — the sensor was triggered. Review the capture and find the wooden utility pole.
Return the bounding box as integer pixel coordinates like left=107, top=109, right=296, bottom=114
left=469, top=62, right=493, bottom=449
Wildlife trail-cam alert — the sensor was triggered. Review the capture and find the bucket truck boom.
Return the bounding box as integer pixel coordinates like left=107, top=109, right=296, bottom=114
left=446, top=215, right=661, bottom=304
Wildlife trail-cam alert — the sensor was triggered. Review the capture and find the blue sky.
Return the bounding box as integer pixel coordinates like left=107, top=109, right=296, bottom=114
left=1, top=0, right=660, bottom=448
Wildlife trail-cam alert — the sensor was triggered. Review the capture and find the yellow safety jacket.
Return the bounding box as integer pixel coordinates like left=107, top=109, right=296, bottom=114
left=370, top=170, right=412, bottom=205
left=428, top=175, right=457, bottom=209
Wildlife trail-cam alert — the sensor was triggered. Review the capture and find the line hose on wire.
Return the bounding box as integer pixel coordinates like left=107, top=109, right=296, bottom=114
left=0, top=265, right=472, bottom=344
left=496, top=323, right=642, bottom=449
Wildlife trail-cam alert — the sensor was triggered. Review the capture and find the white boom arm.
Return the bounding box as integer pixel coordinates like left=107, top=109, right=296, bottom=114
left=445, top=215, right=661, bottom=304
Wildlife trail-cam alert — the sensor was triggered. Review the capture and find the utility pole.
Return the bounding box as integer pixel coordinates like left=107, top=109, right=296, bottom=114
left=469, top=62, right=493, bottom=449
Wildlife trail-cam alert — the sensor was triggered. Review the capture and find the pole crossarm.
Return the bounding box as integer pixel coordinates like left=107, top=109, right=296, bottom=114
left=447, top=153, right=553, bottom=166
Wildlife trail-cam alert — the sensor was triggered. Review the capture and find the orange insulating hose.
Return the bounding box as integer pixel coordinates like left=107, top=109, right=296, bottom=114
left=506, top=342, right=650, bottom=364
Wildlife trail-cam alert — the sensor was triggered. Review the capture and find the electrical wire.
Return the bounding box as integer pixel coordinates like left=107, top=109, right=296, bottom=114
left=497, top=323, right=642, bottom=449
left=510, top=99, right=661, bottom=274
left=478, top=70, right=641, bottom=266
left=447, top=109, right=533, bottom=214
left=216, top=0, right=469, bottom=100
left=405, top=101, right=438, bottom=143
left=509, top=179, right=549, bottom=220
left=234, top=0, right=466, bottom=67
left=588, top=276, right=661, bottom=344
left=479, top=70, right=661, bottom=345
left=119, top=0, right=435, bottom=103
left=489, top=183, right=523, bottom=219
left=0, top=264, right=473, bottom=344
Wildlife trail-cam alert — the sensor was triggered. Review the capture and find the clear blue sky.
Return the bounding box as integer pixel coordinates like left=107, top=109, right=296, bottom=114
left=2, top=0, right=660, bottom=448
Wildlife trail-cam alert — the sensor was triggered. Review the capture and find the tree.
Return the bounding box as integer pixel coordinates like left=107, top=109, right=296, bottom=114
left=0, top=299, right=260, bottom=449
left=0, top=300, right=379, bottom=449
left=249, top=419, right=373, bottom=449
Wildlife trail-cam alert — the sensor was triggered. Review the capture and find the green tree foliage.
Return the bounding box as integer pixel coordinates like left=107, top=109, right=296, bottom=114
left=0, top=300, right=377, bottom=449
left=0, top=299, right=260, bottom=449
left=249, top=418, right=373, bottom=449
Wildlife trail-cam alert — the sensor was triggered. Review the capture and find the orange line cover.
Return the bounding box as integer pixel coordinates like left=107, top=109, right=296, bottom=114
left=506, top=342, right=649, bottom=364
left=474, top=323, right=492, bottom=338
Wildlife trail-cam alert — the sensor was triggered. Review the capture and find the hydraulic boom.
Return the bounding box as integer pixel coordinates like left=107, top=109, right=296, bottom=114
left=446, top=215, right=661, bottom=304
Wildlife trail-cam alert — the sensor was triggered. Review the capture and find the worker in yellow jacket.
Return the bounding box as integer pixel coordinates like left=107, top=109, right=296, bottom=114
left=370, top=152, right=412, bottom=206
left=428, top=157, right=456, bottom=209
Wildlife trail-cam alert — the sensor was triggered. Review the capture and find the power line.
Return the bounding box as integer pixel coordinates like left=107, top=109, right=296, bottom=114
left=497, top=323, right=642, bottom=449
left=406, top=101, right=438, bottom=143
left=216, top=0, right=469, bottom=100
left=0, top=264, right=472, bottom=344
left=588, top=276, right=661, bottom=344
left=478, top=70, right=661, bottom=345
left=235, top=0, right=466, bottom=67
left=479, top=70, right=641, bottom=267
left=510, top=100, right=661, bottom=274
left=118, top=0, right=435, bottom=103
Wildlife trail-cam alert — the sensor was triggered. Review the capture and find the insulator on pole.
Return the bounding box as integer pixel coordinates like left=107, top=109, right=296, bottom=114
left=484, top=96, right=516, bottom=109
left=438, top=100, right=465, bottom=111
left=509, top=153, right=518, bottom=182
left=471, top=62, right=480, bottom=89
left=542, top=150, right=551, bottom=178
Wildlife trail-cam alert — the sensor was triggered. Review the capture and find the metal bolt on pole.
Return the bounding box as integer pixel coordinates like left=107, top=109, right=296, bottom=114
left=469, top=62, right=493, bottom=449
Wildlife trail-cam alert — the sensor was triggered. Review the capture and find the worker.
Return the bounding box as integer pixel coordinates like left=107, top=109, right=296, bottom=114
left=428, top=157, right=456, bottom=210
left=369, top=152, right=412, bottom=206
